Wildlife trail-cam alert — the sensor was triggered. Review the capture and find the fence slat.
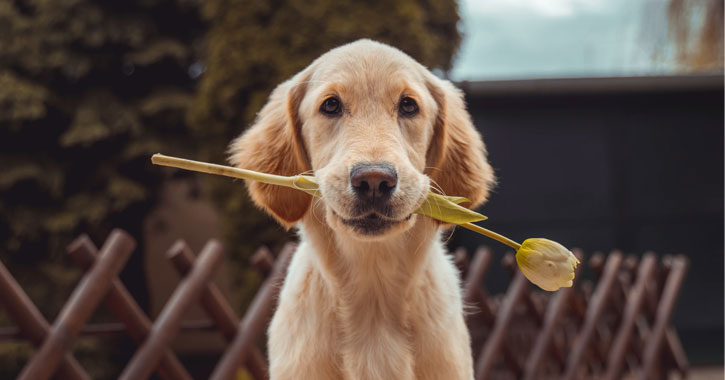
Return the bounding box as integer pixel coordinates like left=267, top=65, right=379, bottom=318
left=638, top=255, right=689, bottom=380
left=17, top=229, right=135, bottom=380
left=67, top=235, right=193, bottom=380
left=168, top=240, right=269, bottom=380
left=251, top=247, right=275, bottom=277
left=562, top=252, right=623, bottom=380
left=603, top=253, right=657, bottom=380
left=209, top=243, right=295, bottom=380
left=118, top=239, right=224, bottom=380
left=665, top=327, right=689, bottom=376
left=0, top=261, right=90, bottom=380
left=475, top=256, right=527, bottom=380
left=523, top=249, right=584, bottom=380
left=463, top=247, right=493, bottom=323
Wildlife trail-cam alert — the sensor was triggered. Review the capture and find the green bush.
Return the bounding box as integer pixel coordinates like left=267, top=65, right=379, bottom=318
left=0, top=0, right=461, bottom=377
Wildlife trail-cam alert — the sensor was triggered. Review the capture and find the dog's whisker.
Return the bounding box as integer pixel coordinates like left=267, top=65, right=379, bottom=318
left=310, top=196, right=327, bottom=225
left=428, top=178, right=446, bottom=196
left=442, top=224, right=456, bottom=243
left=298, top=170, right=316, bottom=177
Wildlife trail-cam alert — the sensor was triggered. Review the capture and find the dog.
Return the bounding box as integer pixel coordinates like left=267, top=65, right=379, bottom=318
left=230, top=39, right=495, bottom=380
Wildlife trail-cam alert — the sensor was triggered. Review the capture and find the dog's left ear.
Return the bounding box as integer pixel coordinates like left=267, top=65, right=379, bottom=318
left=228, top=71, right=312, bottom=229
left=425, top=76, right=496, bottom=209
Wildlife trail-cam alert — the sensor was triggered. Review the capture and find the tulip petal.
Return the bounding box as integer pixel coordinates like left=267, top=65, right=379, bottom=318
left=516, top=238, right=578, bottom=291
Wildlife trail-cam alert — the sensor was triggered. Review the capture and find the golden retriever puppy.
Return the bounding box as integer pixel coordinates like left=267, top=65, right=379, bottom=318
left=230, top=39, right=494, bottom=380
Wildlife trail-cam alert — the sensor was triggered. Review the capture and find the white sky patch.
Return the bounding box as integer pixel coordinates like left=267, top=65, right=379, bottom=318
left=451, top=0, right=679, bottom=80
left=464, top=0, right=605, bottom=18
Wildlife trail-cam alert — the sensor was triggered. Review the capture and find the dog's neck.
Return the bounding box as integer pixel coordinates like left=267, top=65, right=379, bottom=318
left=299, top=211, right=442, bottom=324
left=297, top=210, right=446, bottom=375
left=300, top=212, right=440, bottom=284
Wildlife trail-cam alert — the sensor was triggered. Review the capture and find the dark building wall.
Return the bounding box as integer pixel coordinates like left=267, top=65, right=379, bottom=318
left=453, top=75, right=724, bottom=364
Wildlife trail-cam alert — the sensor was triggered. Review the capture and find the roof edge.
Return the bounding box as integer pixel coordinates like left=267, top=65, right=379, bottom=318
left=457, top=74, right=724, bottom=96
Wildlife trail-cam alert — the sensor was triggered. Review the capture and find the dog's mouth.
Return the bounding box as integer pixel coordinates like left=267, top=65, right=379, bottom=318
left=333, top=211, right=413, bottom=235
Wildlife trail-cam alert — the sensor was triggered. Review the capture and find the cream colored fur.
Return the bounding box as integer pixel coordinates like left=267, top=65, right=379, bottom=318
left=229, top=40, right=495, bottom=380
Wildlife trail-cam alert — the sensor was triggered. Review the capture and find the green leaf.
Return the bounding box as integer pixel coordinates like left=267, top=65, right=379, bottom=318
left=60, top=93, right=141, bottom=147
left=124, top=38, right=189, bottom=66
left=107, top=176, right=148, bottom=209
left=0, top=71, right=48, bottom=122
left=0, top=163, right=43, bottom=189
left=415, top=192, right=487, bottom=224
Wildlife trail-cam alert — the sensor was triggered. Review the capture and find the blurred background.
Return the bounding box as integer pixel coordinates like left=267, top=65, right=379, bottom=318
left=0, top=0, right=722, bottom=378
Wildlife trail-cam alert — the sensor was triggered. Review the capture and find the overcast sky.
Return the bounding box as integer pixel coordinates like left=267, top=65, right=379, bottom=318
left=450, top=0, right=679, bottom=80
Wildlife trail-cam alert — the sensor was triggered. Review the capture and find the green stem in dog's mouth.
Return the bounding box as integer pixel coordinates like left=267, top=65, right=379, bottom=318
left=151, top=153, right=578, bottom=291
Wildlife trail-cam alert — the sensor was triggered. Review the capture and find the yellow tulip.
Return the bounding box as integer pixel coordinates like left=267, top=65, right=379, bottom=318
left=515, top=238, right=579, bottom=291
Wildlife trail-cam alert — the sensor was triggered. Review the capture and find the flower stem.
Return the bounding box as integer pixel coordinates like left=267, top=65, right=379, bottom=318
left=460, top=222, right=522, bottom=250
left=151, top=153, right=293, bottom=187
left=152, top=153, right=524, bottom=250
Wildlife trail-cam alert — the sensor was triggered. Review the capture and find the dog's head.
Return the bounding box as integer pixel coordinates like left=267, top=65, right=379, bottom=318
left=230, top=40, right=494, bottom=240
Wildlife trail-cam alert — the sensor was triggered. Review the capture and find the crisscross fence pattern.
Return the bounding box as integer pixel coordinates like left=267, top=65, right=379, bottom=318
left=0, top=229, right=688, bottom=379
left=453, top=247, right=689, bottom=380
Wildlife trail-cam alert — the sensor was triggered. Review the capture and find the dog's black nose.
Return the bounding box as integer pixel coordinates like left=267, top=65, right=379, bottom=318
left=350, top=163, right=397, bottom=201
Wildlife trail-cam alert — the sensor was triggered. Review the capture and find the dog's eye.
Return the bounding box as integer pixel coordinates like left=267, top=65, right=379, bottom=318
left=399, top=97, right=418, bottom=117
left=320, top=97, right=342, bottom=116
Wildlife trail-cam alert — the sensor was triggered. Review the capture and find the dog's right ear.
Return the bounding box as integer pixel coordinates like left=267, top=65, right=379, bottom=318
left=424, top=76, right=496, bottom=209
left=229, top=72, right=312, bottom=229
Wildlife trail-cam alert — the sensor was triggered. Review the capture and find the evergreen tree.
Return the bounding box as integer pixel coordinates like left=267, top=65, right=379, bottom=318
left=0, top=0, right=203, bottom=377
left=0, top=0, right=203, bottom=283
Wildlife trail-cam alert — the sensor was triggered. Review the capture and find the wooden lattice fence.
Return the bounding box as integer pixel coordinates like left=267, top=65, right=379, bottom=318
left=0, top=229, right=689, bottom=379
